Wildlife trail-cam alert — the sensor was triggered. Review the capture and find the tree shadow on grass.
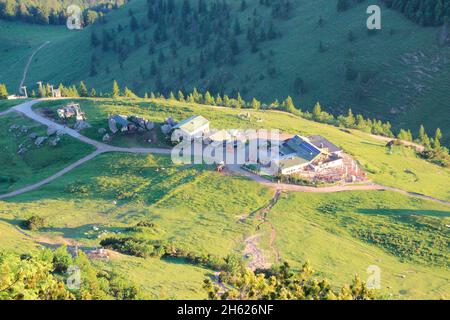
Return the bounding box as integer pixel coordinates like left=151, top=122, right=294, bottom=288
left=356, top=208, right=450, bottom=218
left=0, top=217, right=24, bottom=228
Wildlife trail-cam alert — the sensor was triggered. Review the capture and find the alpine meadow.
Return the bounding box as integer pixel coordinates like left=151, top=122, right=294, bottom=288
left=0, top=0, right=449, bottom=306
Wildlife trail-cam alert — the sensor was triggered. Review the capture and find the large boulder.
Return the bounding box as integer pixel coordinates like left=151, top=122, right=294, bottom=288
left=35, top=136, right=48, bottom=146
left=108, top=118, right=118, bottom=134
left=47, top=126, right=58, bottom=136
left=73, top=120, right=91, bottom=131
left=102, top=133, right=111, bottom=142
left=49, top=137, right=60, bottom=146
left=161, top=124, right=172, bottom=135
left=98, top=128, right=107, bottom=135
left=29, top=132, right=38, bottom=140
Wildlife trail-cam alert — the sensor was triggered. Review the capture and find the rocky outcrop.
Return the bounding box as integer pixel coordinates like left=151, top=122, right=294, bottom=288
left=102, top=133, right=111, bottom=142
left=35, top=136, right=48, bottom=146
left=73, top=120, right=91, bottom=131
left=47, top=126, right=58, bottom=136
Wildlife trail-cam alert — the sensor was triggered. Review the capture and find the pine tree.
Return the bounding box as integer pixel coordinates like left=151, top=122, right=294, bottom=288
left=112, top=80, right=120, bottom=98
left=78, top=81, right=88, bottom=97
left=313, top=102, right=322, bottom=120
left=204, top=91, right=215, bottom=105
left=177, top=91, right=185, bottom=102
left=124, top=87, right=137, bottom=98
left=130, top=16, right=139, bottom=32
left=236, top=92, right=245, bottom=108
left=0, top=83, right=8, bottom=99
left=215, top=94, right=223, bottom=106
left=418, top=125, right=431, bottom=147
left=282, top=96, right=296, bottom=113
left=434, top=128, right=442, bottom=149
left=251, top=98, right=261, bottom=110
left=346, top=109, right=355, bottom=128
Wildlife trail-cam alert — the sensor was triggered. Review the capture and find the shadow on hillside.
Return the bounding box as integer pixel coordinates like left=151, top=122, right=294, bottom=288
left=361, top=140, right=384, bottom=148
left=0, top=217, right=25, bottom=228
left=357, top=208, right=450, bottom=218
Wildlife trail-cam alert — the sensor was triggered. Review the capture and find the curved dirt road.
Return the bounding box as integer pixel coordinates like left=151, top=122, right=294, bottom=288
left=0, top=99, right=449, bottom=206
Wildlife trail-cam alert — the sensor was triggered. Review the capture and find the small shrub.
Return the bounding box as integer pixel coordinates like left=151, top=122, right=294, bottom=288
left=23, top=216, right=46, bottom=231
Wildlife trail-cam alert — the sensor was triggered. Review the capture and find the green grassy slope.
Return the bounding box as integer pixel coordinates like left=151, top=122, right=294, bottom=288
left=0, top=153, right=272, bottom=298
left=0, top=153, right=273, bottom=255
left=0, top=99, right=30, bottom=112
left=0, top=0, right=449, bottom=144
left=0, top=152, right=448, bottom=299
left=35, top=98, right=450, bottom=201
left=0, top=112, right=95, bottom=194
left=269, top=191, right=450, bottom=299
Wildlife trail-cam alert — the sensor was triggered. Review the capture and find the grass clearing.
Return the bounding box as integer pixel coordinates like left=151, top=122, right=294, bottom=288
left=268, top=191, right=450, bottom=299
left=0, top=99, right=30, bottom=112
left=95, top=254, right=210, bottom=299
left=0, top=112, right=95, bottom=194
left=0, top=153, right=273, bottom=255
left=0, top=152, right=448, bottom=299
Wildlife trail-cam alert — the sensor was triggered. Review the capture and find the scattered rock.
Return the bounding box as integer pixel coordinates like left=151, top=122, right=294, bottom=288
left=161, top=124, right=172, bottom=135
left=20, top=126, right=28, bottom=133
left=98, top=128, right=107, bottom=135
left=73, top=120, right=91, bottom=131
left=49, top=137, right=60, bottom=146
left=29, top=132, right=38, bottom=140
left=47, top=126, right=58, bottom=136
left=17, top=147, right=27, bottom=155
left=102, top=133, right=111, bottom=142
left=35, top=136, right=48, bottom=146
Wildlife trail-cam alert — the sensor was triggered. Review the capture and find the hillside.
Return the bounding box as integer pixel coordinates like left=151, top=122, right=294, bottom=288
left=0, top=148, right=448, bottom=299
left=34, top=98, right=450, bottom=201
left=0, top=0, right=125, bottom=25
left=0, top=0, right=449, bottom=146
left=0, top=96, right=448, bottom=299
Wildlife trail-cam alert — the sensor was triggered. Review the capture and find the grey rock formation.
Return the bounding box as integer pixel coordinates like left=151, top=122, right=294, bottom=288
left=47, top=126, right=57, bottom=136
left=29, top=132, right=38, bottom=140
left=35, top=136, right=48, bottom=146
left=102, top=133, right=111, bottom=142
left=73, top=120, right=91, bottom=131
